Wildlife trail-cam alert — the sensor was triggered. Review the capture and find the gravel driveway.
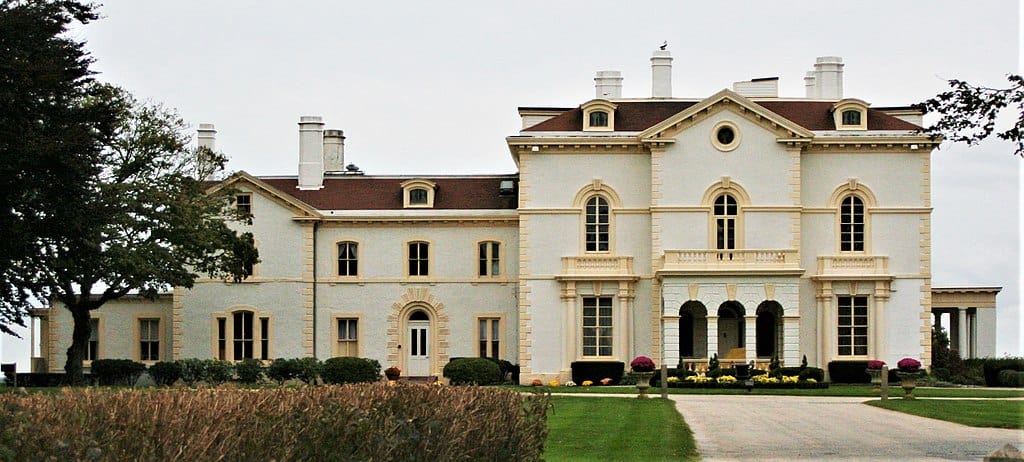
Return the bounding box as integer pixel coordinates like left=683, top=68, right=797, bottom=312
left=671, top=395, right=1023, bottom=461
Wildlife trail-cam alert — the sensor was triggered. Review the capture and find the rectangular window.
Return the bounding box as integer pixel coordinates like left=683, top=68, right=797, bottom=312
left=408, top=242, right=429, bottom=276
left=139, top=319, right=160, bottom=361
left=259, top=317, right=269, bottom=360
left=235, top=194, right=252, bottom=215
left=338, top=242, right=358, bottom=276
left=337, top=318, right=358, bottom=357
left=582, top=297, right=613, bottom=357
left=233, top=311, right=254, bottom=360
left=87, top=318, right=99, bottom=361
left=842, top=110, right=861, bottom=126
left=478, top=242, right=500, bottom=276
left=837, top=296, right=869, bottom=356
left=478, top=318, right=500, bottom=359
left=217, top=318, right=226, bottom=360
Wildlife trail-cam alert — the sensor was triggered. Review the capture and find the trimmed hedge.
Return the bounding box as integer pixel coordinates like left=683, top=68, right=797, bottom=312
left=570, top=361, right=624, bottom=385
left=235, top=359, right=264, bottom=384
left=798, top=367, right=825, bottom=382
left=89, top=359, right=146, bottom=386
left=448, top=357, right=519, bottom=384
left=321, top=357, right=381, bottom=384
left=148, top=361, right=182, bottom=386
left=668, top=380, right=828, bottom=389
left=998, top=369, right=1024, bottom=387
left=827, top=360, right=870, bottom=383
left=443, top=358, right=502, bottom=385
left=981, top=357, right=1024, bottom=387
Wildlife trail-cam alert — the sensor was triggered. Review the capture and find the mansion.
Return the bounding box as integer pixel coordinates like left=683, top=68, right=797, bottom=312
left=34, top=51, right=999, bottom=382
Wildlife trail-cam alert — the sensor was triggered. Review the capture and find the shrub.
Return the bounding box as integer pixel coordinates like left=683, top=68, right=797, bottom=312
left=89, top=359, right=146, bottom=386
left=294, top=357, right=322, bottom=384
left=570, top=361, right=624, bottom=385
left=204, top=360, right=235, bottom=385
left=828, top=360, right=870, bottom=383
left=998, top=369, right=1024, bottom=387
left=322, top=357, right=381, bottom=385
left=980, top=357, right=1024, bottom=386
left=0, top=384, right=550, bottom=461
left=267, top=358, right=300, bottom=384
left=770, top=366, right=803, bottom=379
left=235, top=359, right=264, bottom=384
left=443, top=358, right=502, bottom=385
left=706, top=367, right=735, bottom=379
left=148, top=361, right=182, bottom=386
left=178, top=358, right=207, bottom=386
left=798, top=367, right=825, bottom=382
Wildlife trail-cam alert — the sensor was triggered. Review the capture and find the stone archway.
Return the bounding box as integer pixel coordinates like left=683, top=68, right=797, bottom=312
left=679, top=301, right=708, bottom=360
left=388, top=288, right=449, bottom=376
left=756, top=301, right=784, bottom=359
left=717, top=301, right=745, bottom=358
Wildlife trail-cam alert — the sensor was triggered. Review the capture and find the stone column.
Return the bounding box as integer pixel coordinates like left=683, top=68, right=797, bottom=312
left=745, top=315, right=757, bottom=363
left=957, top=308, right=968, bottom=356
left=707, top=316, right=719, bottom=362
left=872, top=298, right=887, bottom=361
left=783, top=316, right=800, bottom=366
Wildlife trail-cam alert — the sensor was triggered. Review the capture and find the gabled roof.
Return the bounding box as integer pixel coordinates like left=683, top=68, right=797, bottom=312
left=259, top=176, right=518, bottom=211
left=522, top=97, right=921, bottom=133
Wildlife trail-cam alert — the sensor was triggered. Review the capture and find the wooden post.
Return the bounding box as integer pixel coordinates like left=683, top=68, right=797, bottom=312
left=880, top=365, right=889, bottom=400
left=661, top=364, right=668, bottom=399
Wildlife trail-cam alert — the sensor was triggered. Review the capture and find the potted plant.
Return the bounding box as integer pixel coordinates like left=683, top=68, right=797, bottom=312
left=866, top=360, right=886, bottom=390
left=630, top=356, right=656, bottom=398
left=895, top=357, right=923, bottom=399
left=384, top=366, right=401, bottom=381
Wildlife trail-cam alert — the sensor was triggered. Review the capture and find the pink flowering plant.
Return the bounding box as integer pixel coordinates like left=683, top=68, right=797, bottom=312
left=896, top=357, right=921, bottom=372
left=866, top=360, right=886, bottom=370
left=630, top=356, right=656, bottom=373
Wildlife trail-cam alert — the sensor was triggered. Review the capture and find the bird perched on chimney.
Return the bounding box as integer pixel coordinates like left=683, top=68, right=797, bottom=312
left=660, top=41, right=668, bottom=50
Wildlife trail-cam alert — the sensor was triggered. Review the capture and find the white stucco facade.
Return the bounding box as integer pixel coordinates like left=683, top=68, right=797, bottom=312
left=37, top=53, right=1000, bottom=382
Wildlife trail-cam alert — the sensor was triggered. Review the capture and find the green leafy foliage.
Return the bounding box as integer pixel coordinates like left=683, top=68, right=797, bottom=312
left=88, top=359, right=146, bottom=386
left=235, top=359, right=264, bottom=384
left=147, top=361, right=181, bottom=386
left=177, top=358, right=206, bottom=386
left=920, top=74, right=1024, bottom=157
left=443, top=358, right=502, bottom=385
left=203, top=360, right=234, bottom=385
left=321, top=357, right=380, bottom=385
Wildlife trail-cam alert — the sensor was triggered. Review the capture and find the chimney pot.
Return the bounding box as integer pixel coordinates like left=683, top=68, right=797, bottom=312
left=323, top=129, right=346, bottom=173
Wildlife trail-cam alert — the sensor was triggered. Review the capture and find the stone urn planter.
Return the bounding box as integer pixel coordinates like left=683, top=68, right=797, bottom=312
left=895, top=357, right=923, bottom=399
left=629, top=356, right=657, bottom=399
left=634, top=371, right=655, bottom=398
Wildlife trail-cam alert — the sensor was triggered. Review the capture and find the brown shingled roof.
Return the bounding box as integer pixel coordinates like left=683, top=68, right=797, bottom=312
left=259, top=176, right=517, bottom=210
left=523, top=100, right=921, bottom=132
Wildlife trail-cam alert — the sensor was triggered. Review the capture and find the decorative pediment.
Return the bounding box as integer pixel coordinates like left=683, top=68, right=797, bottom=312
left=210, top=171, right=322, bottom=218
left=639, top=89, right=814, bottom=142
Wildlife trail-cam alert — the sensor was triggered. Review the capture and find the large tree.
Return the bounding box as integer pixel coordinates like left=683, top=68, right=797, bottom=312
left=49, top=90, right=258, bottom=383
left=0, top=0, right=120, bottom=336
left=920, top=74, right=1024, bottom=157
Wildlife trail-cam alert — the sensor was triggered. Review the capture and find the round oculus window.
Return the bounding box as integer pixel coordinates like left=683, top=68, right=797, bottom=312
left=711, top=121, right=741, bottom=152
left=716, top=126, right=735, bottom=145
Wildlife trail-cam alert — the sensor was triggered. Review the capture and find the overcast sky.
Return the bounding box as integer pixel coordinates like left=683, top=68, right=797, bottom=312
left=2, top=1, right=1021, bottom=369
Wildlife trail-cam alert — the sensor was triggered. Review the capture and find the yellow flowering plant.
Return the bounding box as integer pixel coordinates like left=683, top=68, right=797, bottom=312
left=582, top=380, right=593, bottom=387
left=548, top=380, right=560, bottom=387
left=716, top=375, right=737, bottom=384
left=782, top=375, right=799, bottom=384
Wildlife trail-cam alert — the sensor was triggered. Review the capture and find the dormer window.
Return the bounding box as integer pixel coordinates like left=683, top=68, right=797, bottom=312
left=401, top=179, right=437, bottom=208
left=582, top=100, right=617, bottom=132
left=832, top=99, right=869, bottom=130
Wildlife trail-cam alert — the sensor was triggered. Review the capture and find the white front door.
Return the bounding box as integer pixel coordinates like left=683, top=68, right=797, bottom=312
left=407, top=320, right=430, bottom=376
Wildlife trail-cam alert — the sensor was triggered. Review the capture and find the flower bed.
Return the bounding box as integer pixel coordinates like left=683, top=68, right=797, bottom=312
left=0, top=384, right=549, bottom=461
left=673, top=374, right=826, bottom=389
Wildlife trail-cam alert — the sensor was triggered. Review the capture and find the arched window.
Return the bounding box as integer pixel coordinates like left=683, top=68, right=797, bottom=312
left=840, top=196, right=865, bottom=252
left=714, top=194, right=738, bottom=251
left=585, top=196, right=610, bottom=252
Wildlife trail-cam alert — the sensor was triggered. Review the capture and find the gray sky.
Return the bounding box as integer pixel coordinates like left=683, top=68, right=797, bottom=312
left=2, top=0, right=1021, bottom=368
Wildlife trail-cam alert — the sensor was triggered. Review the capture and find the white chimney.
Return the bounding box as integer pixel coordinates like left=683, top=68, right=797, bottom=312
left=804, top=71, right=818, bottom=98
left=297, top=116, right=325, bottom=190
left=813, top=56, right=844, bottom=99
left=197, top=123, right=216, bottom=150
left=733, top=77, right=779, bottom=98
left=651, top=47, right=673, bottom=98
left=323, top=129, right=345, bottom=173
left=594, top=71, right=622, bottom=99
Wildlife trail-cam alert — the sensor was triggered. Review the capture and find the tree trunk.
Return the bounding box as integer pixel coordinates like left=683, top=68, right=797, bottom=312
left=64, top=305, right=93, bottom=385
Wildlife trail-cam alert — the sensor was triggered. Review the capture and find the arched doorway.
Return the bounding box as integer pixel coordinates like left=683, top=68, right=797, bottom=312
left=756, top=301, right=784, bottom=359
left=407, top=310, right=431, bottom=376
left=717, top=301, right=745, bottom=358
left=679, top=301, right=708, bottom=360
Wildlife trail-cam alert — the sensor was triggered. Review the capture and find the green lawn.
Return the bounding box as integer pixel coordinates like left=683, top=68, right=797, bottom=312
left=545, top=396, right=698, bottom=461
left=866, top=399, right=1024, bottom=429
left=507, top=384, right=1024, bottom=398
